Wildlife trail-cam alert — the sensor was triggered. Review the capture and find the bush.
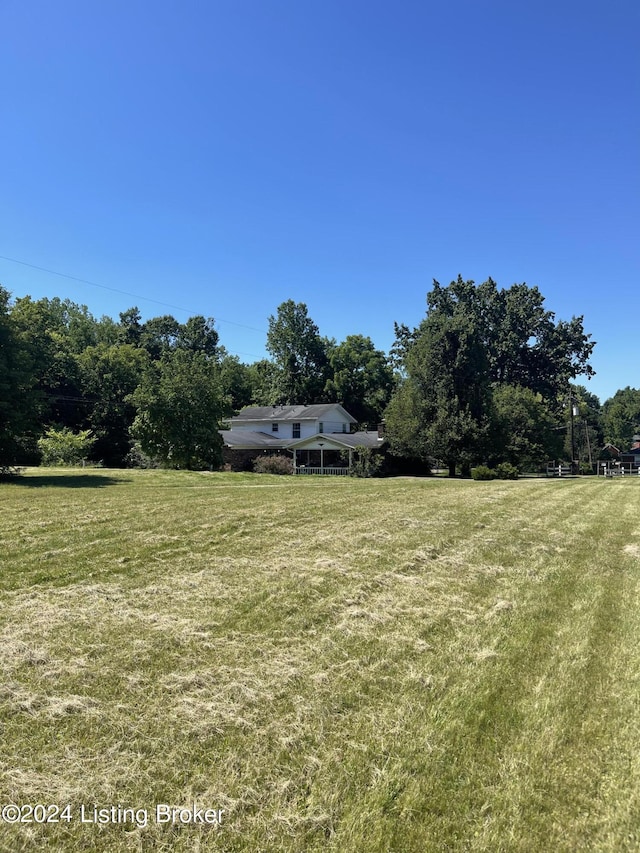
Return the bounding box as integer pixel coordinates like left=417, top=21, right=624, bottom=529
left=471, top=465, right=496, bottom=481
left=348, top=446, right=384, bottom=478
left=495, top=462, right=519, bottom=480
left=125, top=442, right=160, bottom=469
left=253, top=455, right=293, bottom=475
left=37, top=427, right=96, bottom=466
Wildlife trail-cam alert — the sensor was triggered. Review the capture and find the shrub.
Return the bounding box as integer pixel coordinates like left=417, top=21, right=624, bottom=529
left=348, top=446, right=384, bottom=478
left=37, top=427, right=96, bottom=466
left=495, top=462, right=519, bottom=480
left=471, top=465, right=496, bottom=481
left=253, top=455, right=293, bottom=475
left=125, top=442, right=160, bottom=469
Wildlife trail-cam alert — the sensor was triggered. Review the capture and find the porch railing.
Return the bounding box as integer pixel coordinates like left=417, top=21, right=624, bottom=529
left=294, top=467, right=349, bottom=476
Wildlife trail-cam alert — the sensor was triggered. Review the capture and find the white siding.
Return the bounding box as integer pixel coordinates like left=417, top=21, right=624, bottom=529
left=230, top=406, right=353, bottom=437
left=231, top=419, right=318, bottom=437
left=320, top=421, right=349, bottom=434
left=231, top=420, right=280, bottom=433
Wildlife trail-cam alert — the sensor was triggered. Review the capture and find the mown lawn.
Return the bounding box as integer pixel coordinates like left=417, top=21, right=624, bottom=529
left=1, top=469, right=640, bottom=852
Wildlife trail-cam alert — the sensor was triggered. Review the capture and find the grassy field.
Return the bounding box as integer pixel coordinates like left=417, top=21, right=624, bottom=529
left=1, top=469, right=640, bottom=852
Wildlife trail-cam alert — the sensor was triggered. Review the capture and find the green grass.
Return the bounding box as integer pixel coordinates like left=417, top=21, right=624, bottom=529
left=1, top=469, right=640, bottom=851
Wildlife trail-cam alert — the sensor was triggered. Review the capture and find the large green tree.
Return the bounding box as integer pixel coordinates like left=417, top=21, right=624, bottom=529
left=129, top=350, right=228, bottom=469
left=386, top=287, right=492, bottom=476
left=0, top=287, right=41, bottom=467
left=177, top=315, right=219, bottom=356
left=118, top=307, right=143, bottom=346
left=386, top=276, right=595, bottom=475
left=324, top=334, right=395, bottom=427
left=10, top=295, right=96, bottom=430
left=245, top=359, right=282, bottom=406
left=491, top=384, right=563, bottom=469
left=216, top=351, right=254, bottom=413
left=139, top=314, right=181, bottom=359
left=78, top=343, right=150, bottom=466
left=436, top=276, right=595, bottom=402
left=266, top=300, right=329, bottom=404
left=602, top=387, right=640, bottom=451
left=119, top=310, right=220, bottom=360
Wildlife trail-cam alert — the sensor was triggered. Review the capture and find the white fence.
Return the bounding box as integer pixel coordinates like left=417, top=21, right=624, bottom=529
left=546, top=463, right=572, bottom=477
left=599, top=463, right=640, bottom=477
left=546, top=462, right=640, bottom=477
left=294, top=467, right=349, bottom=476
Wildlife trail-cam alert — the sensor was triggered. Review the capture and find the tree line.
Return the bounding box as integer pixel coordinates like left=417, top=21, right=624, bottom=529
left=1, top=278, right=638, bottom=473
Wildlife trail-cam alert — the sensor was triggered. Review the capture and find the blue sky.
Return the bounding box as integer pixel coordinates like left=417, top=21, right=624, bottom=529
left=1, top=0, right=637, bottom=403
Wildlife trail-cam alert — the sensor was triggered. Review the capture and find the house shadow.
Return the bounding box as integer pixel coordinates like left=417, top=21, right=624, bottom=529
left=1, top=473, right=130, bottom=489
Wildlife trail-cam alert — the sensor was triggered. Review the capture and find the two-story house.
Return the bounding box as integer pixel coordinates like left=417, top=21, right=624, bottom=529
left=220, top=404, right=384, bottom=473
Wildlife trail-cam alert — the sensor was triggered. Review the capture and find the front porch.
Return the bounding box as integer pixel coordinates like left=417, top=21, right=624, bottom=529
left=294, top=466, right=349, bottom=475
left=292, top=444, right=353, bottom=475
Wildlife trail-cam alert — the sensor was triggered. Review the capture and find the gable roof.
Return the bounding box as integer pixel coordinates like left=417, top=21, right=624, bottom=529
left=219, top=430, right=290, bottom=449
left=220, top=429, right=383, bottom=450
left=291, top=431, right=384, bottom=450
left=233, top=404, right=356, bottom=423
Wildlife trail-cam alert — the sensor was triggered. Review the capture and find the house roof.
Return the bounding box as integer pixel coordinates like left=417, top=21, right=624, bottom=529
left=220, top=429, right=383, bottom=450
left=232, top=404, right=356, bottom=423
left=219, top=430, right=290, bottom=449
left=292, top=431, right=384, bottom=450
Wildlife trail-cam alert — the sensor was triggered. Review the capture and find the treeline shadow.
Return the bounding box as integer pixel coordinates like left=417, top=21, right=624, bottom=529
left=1, top=473, right=130, bottom=489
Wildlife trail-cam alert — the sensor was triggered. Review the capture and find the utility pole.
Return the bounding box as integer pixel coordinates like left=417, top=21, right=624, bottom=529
left=569, top=397, right=579, bottom=474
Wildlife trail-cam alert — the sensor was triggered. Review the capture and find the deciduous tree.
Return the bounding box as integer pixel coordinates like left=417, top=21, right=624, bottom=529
left=78, top=343, right=150, bottom=466
left=266, top=301, right=329, bottom=404
left=324, top=334, right=394, bottom=427
left=10, top=295, right=93, bottom=429
left=386, top=286, right=492, bottom=476
left=602, top=387, right=640, bottom=451
left=385, top=276, right=595, bottom=475
left=0, top=287, right=41, bottom=467
left=491, top=384, right=563, bottom=470
left=129, top=350, right=228, bottom=469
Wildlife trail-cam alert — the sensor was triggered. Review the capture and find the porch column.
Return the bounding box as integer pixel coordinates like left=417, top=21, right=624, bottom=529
left=319, top=441, right=325, bottom=473
left=349, top=448, right=353, bottom=472
left=293, top=447, right=297, bottom=474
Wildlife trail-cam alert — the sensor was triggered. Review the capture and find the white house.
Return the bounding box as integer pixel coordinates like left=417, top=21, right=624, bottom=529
left=220, top=404, right=384, bottom=474
left=229, top=404, right=355, bottom=440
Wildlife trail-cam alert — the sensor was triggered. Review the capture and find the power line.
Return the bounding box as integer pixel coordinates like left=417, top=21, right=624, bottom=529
left=0, top=254, right=269, bottom=336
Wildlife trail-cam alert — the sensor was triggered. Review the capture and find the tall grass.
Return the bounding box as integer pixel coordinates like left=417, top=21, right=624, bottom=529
left=1, top=469, right=639, bottom=851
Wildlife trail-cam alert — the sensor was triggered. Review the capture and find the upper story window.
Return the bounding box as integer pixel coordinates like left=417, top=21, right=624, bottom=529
left=319, top=422, right=324, bottom=433
left=292, top=423, right=301, bottom=439
left=272, top=423, right=278, bottom=432
left=342, top=423, right=347, bottom=433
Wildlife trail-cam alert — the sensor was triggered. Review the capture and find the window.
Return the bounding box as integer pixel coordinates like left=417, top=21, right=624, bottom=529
left=342, top=423, right=347, bottom=433
left=319, top=422, right=324, bottom=434
left=272, top=423, right=278, bottom=432
left=292, top=423, right=301, bottom=439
